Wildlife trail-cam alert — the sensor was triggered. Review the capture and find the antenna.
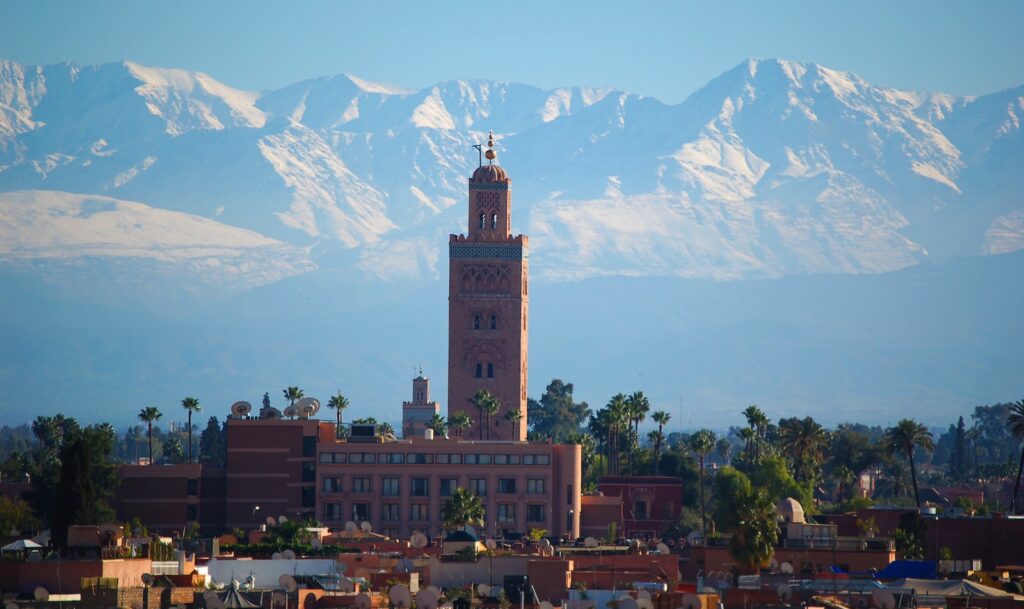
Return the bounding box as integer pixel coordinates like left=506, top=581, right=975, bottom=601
left=777, top=584, right=793, bottom=603
left=637, top=598, right=654, bottom=609
left=296, top=397, right=320, bottom=419
left=584, top=536, right=598, bottom=548
left=472, top=143, right=483, bottom=167
left=540, top=602, right=555, bottom=609
left=485, top=539, right=497, bottom=550
left=278, top=515, right=288, bottom=524
left=344, top=521, right=358, bottom=533
left=478, top=584, right=491, bottom=596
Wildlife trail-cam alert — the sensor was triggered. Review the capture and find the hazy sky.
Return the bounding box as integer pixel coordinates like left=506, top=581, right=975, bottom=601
left=3, top=1, right=1023, bottom=103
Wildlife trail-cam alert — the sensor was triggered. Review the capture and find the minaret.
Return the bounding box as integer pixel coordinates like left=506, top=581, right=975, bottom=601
left=401, top=370, right=440, bottom=438
left=448, top=133, right=528, bottom=441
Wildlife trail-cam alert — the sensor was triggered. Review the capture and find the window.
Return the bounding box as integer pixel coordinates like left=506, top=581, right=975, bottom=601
left=523, top=454, right=549, bottom=465
left=527, top=504, right=544, bottom=523
left=186, top=504, right=198, bottom=520
left=662, top=501, right=674, bottom=520
left=303, top=436, right=317, bottom=457
left=566, top=510, right=573, bottom=530
left=352, top=503, right=370, bottom=522
left=319, top=453, right=333, bottom=464
left=498, top=478, right=517, bottom=494
left=349, top=453, right=375, bottom=464
left=507, top=454, right=521, bottom=465
left=491, top=213, right=498, bottom=229
left=411, top=477, right=429, bottom=497
left=352, top=477, right=371, bottom=493
left=475, top=363, right=483, bottom=378
left=302, top=487, right=315, bottom=508
left=323, top=477, right=341, bottom=493
left=302, top=461, right=316, bottom=482
left=527, top=479, right=545, bottom=494
left=382, top=477, right=399, bottom=496
left=410, top=504, right=429, bottom=521
left=384, top=453, right=405, bottom=464
left=495, top=454, right=507, bottom=465
left=487, top=363, right=494, bottom=378
left=440, top=478, right=457, bottom=497
left=479, top=213, right=486, bottom=229
left=410, top=453, right=433, bottom=464
left=187, top=479, right=198, bottom=496
left=490, top=314, right=497, bottom=329
left=465, top=453, right=492, bottom=465
left=323, top=503, right=341, bottom=521
left=634, top=499, right=649, bottom=520
left=449, top=453, right=463, bottom=464
left=469, top=478, right=487, bottom=497
left=350, top=453, right=363, bottom=464
left=474, top=315, right=481, bottom=329
left=497, top=504, right=516, bottom=524
left=567, top=485, right=573, bottom=505
left=382, top=503, right=400, bottom=522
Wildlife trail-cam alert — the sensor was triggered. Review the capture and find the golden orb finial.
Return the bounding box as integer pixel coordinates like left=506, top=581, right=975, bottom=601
left=485, top=130, right=497, bottom=163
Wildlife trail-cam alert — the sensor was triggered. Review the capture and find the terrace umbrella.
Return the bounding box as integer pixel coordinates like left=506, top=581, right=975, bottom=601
left=1, top=539, right=42, bottom=551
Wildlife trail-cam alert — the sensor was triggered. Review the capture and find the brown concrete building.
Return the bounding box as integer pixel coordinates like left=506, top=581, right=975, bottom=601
left=114, top=464, right=225, bottom=534
left=448, top=135, right=529, bottom=442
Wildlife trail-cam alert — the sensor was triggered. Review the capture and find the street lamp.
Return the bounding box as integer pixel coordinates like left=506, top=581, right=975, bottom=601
left=252, top=505, right=261, bottom=528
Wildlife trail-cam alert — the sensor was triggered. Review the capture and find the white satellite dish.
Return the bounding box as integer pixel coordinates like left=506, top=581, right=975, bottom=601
left=283, top=405, right=298, bottom=418
left=490, top=586, right=504, bottom=599
left=485, top=539, right=497, bottom=550
left=355, top=594, right=372, bottom=609
left=681, top=594, right=701, bottom=609
left=141, top=573, right=154, bottom=586
left=278, top=515, right=288, bottom=524
left=271, top=552, right=282, bottom=560
left=619, top=598, right=640, bottom=609
left=231, top=401, right=253, bottom=417
left=769, top=558, right=779, bottom=572
left=336, top=559, right=348, bottom=572
left=584, top=536, right=599, bottom=548
left=279, top=575, right=297, bottom=593
left=428, top=586, right=442, bottom=599
left=100, top=522, right=121, bottom=536
left=656, top=542, right=670, bottom=555
left=872, top=590, right=896, bottom=609
left=777, top=584, right=792, bottom=602
left=282, top=549, right=296, bottom=560
left=296, top=397, right=320, bottom=418
left=34, top=587, right=49, bottom=602
left=360, top=521, right=373, bottom=533
left=266, top=516, right=277, bottom=527
left=637, top=591, right=652, bottom=601
left=415, top=589, right=438, bottom=609
left=344, top=521, right=358, bottom=533
left=388, top=584, right=412, bottom=609
left=540, top=602, right=555, bottom=609
left=478, top=584, right=491, bottom=596
left=780, top=561, right=794, bottom=574
left=339, top=578, right=355, bottom=593
left=638, top=598, right=655, bottom=609
left=411, top=532, right=429, bottom=549
left=539, top=538, right=553, bottom=551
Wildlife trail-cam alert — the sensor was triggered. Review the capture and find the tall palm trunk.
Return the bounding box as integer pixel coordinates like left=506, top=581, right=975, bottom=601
left=1012, top=445, right=1024, bottom=513
left=699, top=453, right=707, bottom=538
left=187, top=409, right=193, bottom=463
left=148, top=422, right=154, bottom=465
left=909, top=450, right=920, bottom=507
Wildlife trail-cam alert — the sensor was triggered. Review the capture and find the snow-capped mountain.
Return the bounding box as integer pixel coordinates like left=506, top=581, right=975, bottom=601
left=0, top=57, right=1021, bottom=284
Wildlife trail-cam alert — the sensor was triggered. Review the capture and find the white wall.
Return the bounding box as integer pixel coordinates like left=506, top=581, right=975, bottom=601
left=207, top=558, right=338, bottom=587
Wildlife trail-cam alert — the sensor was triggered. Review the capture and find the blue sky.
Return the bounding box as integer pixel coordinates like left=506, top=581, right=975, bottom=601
left=2, top=0, right=1023, bottom=102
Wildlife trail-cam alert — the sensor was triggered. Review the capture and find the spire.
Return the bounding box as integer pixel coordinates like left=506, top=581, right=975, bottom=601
left=485, top=131, right=497, bottom=164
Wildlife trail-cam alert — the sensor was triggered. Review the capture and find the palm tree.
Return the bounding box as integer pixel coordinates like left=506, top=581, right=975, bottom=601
left=1007, top=399, right=1024, bottom=513
left=743, top=405, right=769, bottom=463
left=447, top=411, right=472, bottom=439
left=832, top=465, right=855, bottom=506
left=377, top=421, right=396, bottom=438
left=885, top=418, right=934, bottom=507
left=690, top=429, right=717, bottom=538
left=779, top=416, right=830, bottom=484
left=428, top=413, right=448, bottom=437
left=626, top=392, right=650, bottom=473
left=282, top=386, right=304, bottom=416
left=607, top=394, right=629, bottom=474
left=651, top=411, right=671, bottom=473
left=180, top=397, right=201, bottom=463
left=441, top=487, right=485, bottom=532
left=647, top=430, right=664, bottom=473
left=469, top=390, right=500, bottom=440
left=137, top=406, right=162, bottom=465
left=728, top=491, right=778, bottom=573
left=327, top=392, right=349, bottom=439
left=504, top=408, right=522, bottom=436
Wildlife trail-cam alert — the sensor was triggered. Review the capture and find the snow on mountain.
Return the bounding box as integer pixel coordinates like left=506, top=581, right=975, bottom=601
left=0, top=57, right=1021, bottom=285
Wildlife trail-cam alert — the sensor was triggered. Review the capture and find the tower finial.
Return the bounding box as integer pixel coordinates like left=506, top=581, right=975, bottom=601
left=485, top=130, right=497, bottom=164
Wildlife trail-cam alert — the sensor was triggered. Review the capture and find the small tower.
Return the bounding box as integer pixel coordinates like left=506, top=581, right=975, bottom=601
left=402, top=371, right=441, bottom=438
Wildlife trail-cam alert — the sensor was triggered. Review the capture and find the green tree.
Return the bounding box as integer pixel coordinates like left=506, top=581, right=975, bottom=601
left=137, top=407, right=162, bottom=465
left=625, top=391, right=650, bottom=474
left=651, top=411, right=671, bottom=474
left=162, top=437, right=186, bottom=464
left=832, top=465, right=855, bottom=507
left=712, top=466, right=754, bottom=532
left=469, top=390, right=500, bottom=440
left=504, top=408, right=522, bottom=434
left=441, top=487, right=485, bottom=531
left=742, top=405, right=770, bottom=465
left=727, top=491, right=778, bottom=573
left=716, top=437, right=732, bottom=465
left=527, top=379, right=592, bottom=442
left=180, top=396, right=201, bottom=463
left=0, top=495, right=39, bottom=535
left=778, top=416, right=830, bottom=484
left=1008, top=400, right=1024, bottom=513
left=199, top=417, right=226, bottom=466
left=428, top=413, right=448, bottom=437
left=749, top=454, right=814, bottom=510
left=949, top=416, right=969, bottom=481
left=690, top=429, right=717, bottom=538
left=51, top=426, right=118, bottom=548
left=282, top=386, right=304, bottom=414
left=327, top=392, right=350, bottom=439
left=377, top=421, right=396, bottom=437
left=885, top=419, right=934, bottom=507
left=447, top=412, right=472, bottom=439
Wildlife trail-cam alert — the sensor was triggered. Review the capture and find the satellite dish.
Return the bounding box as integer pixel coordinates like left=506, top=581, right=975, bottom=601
left=271, top=552, right=282, bottom=560
left=638, top=599, right=655, bottom=609
left=360, top=521, right=373, bottom=533
left=540, top=602, right=555, bottom=609
left=339, top=578, right=355, bottom=593
left=657, top=542, right=670, bottom=555
left=478, top=584, right=491, bottom=596
left=777, top=584, right=792, bottom=602
left=389, top=584, right=412, bottom=609
left=283, top=405, right=298, bottom=418
left=100, top=523, right=121, bottom=536
left=780, top=561, right=794, bottom=574
left=355, top=594, right=372, bottom=609
left=681, top=594, right=701, bottom=609
left=231, top=401, right=253, bottom=417
left=141, top=573, right=154, bottom=586
left=619, top=598, right=639, bottom=609
left=490, top=587, right=504, bottom=599
left=485, top=539, right=497, bottom=550
left=345, top=521, right=358, bottom=533
left=278, top=515, right=288, bottom=524
left=584, top=536, right=599, bottom=548
left=279, top=575, right=297, bottom=593
left=415, top=589, right=439, bottom=609
left=769, top=558, right=779, bottom=572
left=296, top=397, right=320, bottom=418
left=637, top=591, right=652, bottom=601
left=336, top=559, right=348, bottom=572
left=428, top=586, right=442, bottom=599
left=266, top=516, right=277, bottom=526
left=282, top=549, right=296, bottom=560
left=411, top=532, right=429, bottom=549
left=872, top=590, right=896, bottom=609
left=34, top=587, right=49, bottom=602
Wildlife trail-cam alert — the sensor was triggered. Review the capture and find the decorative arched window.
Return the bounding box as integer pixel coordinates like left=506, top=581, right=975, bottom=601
left=491, top=213, right=498, bottom=229
left=475, top=363, right=483, bottom=378
left=479, top=213, right=486, bottom=229
left=487, top=363, right=494, bottom=378
left=473, top=315, right=481, bottom=329
left=490, top=314, right=497, bottom=330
